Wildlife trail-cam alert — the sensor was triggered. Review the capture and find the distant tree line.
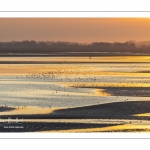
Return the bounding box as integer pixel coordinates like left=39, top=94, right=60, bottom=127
left=0, top=40, right=150, bottom=54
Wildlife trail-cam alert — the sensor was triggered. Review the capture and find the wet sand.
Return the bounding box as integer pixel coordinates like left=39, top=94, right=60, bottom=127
left=1, top=101, right=150, bottom=119
left=0, top=101, right=150, bottom=132
left=0, top=106, right=59, bottom=115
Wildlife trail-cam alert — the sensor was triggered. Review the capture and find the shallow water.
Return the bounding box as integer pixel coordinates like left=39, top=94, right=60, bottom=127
left=0, top=56, right=150, bottom=108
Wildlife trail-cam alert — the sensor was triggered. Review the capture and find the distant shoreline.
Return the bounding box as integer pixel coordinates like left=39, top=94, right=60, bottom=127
left=0, top=52, right=150, bottom=57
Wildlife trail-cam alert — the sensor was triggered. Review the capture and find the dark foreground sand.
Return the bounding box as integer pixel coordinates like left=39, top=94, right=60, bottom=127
left=0, top=122, right=119, bottom=132
left=1, top=101, right=150, bottom=120
left=0, top=101, right=150, bottom=132
left=50, top=101, right=150, bottom=120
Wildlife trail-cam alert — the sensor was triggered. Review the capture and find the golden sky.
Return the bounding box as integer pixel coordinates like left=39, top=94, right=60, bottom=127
left=0, top=18, right=150, bottom=43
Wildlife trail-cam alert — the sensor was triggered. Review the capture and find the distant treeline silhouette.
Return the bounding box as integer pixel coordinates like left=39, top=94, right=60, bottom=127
left=0, top=40, right=150, bottom=54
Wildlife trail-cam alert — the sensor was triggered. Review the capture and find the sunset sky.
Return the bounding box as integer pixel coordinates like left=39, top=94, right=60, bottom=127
left=0, top=18, right=150, bottom=43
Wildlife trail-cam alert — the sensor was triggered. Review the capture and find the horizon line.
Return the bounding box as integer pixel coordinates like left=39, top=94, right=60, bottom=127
left=1, top=40, right=150, bottom=44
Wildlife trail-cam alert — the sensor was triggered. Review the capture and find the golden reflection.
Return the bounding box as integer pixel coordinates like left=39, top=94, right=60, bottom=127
left=0, top=64, right=73, bottom=75
left=49, top=124, right=150, bottom=132
left=95, top=89, right=111, bottom=96
left=1, top=56, right=150, bottom=63
left=0, top=60, right=150, bottom=78
left=134, top=113, right=150, bottom=117
left=0, top=106, right=59, bottom=115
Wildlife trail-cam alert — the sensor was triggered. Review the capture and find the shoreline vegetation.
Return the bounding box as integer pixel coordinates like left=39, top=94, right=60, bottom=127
left=0, top=41, right=150, bottom=56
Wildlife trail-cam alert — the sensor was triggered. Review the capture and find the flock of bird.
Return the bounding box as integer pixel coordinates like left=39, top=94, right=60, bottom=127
left=1, top=58, right=150, bottom=109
